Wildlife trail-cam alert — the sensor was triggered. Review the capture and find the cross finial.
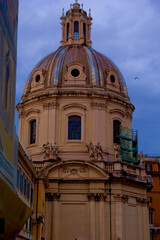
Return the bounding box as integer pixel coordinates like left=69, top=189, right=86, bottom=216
left=75, top=0, right=78, bottom=3
left=62, top=8, right=64, bottom=16
left=89, top=8, right=91, bottom=17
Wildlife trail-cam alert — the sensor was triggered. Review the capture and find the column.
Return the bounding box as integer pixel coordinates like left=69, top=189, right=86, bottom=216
left=45, top=193, right=53, bottom=240
left=48, top=103, right=56, bottom=144
left=80, top=20, right=84, bottom=40
left=45, top=193, right=52, bottom=240
left=61, top=20, right=65, bottom=43
left=43, top=103, right=49, bottom=143
left=136, top=198, right=143, bottom=240
left=88, top=194, right=96, bottom=240
left=142, top=201, right=150, bottom=240
left=99, top=194, right=106, bottom=240
left=68, top=19, right=73, bottom=43
left=114, top=194, right=128, bottom=240
left=52, top=193, right=60, bottom=240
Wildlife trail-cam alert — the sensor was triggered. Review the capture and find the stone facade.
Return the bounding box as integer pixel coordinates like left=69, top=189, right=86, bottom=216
left=17, top=1, right=152, bottom=240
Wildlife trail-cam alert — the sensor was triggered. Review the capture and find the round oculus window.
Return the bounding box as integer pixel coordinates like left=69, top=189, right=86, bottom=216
left=110, top=75, right=115, bottom=83
left=71, top=69, right=80, bottom=78
left=35, top=74, right=40, bottom=83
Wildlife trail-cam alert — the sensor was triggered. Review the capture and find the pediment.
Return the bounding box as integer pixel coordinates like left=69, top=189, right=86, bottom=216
left=47, top=161, right=109, bottom=181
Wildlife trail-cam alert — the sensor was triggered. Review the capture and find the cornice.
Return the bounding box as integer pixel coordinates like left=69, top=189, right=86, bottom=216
left=18, top=88, right=134, bottom=111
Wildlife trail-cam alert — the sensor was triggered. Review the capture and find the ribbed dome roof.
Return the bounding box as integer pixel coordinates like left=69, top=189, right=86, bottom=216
left=23, top=45, right=128, bottom=96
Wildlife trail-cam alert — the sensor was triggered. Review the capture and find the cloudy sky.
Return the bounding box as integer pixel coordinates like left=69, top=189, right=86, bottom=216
left=16, top=0, right=160, bottom=155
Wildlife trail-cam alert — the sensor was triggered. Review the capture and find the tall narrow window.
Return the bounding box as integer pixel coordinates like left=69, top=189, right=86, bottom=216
left=113, top=120, right=121, bottom=144
left=20, top=173, right=24, bottom=193
left=67, top=23, right=70, bottom=41
left=17, top=170, right=20, bottom=189
left=30, top=187, right=34, bottom=207
left=29, top=216, right=33, bottom=233
left=68, top=116, right=81, bottom=140
left=83, top=23, right=86, bottom=44
left=149, top=212, right=153, bottom=224
left=74, top=21, right=79, bottom=39
left=27, top=182, right=30, bottom=200
left=30, top=120, right=36, bottom=144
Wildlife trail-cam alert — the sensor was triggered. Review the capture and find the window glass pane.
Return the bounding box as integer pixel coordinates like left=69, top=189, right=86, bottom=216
left=29, top=216, right=32, bottom=233
left=17, top=170, right=20, bottom=189
left=149, top=212, right=153, bottom=224
left=146, top=164, right=152, bottom=171
left=27, top=182, right=30, bottom=200
left=74, top=21, right=79, bottom=39
left=83, top=23, right=86, bottom=44
left=113, top=120, right=121, bottom=144
left=20, top=173, right=24, bottom=193
left=67, top=23, right=70, bottom=41
left=30, top=120, right=36, bottom=144
left=31, top=188, right=34, bottom=207
left=68, top=116, right=81, bottom=140
left=24, top=178, right=27, bottom=196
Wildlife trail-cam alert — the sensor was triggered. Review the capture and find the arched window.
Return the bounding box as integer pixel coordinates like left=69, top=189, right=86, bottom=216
left=67, top=22, right=70, bottom=41
left=74, top=21, right=79, bottom=39
left=83, top=23, right=86, bottom=44
left=30, top=120, right=36, bottom=144
left=68, top=116, right=81, bottom=140
left=113, top=120, right=121, bottom=144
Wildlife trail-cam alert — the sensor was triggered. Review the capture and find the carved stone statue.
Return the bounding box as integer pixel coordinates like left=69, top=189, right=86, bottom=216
left=43, top=142, right=59, bottom=159
left=43, top=142, right=52, bottom=158
left=52, top=142, right=59, bottom=159
left=86, top=141, right=103, bottom=160
left=114, top=143, right=121, bottom=161
left=140, top=151, right=145, bottom=166
left=95, top=142, right=103, bottom=160
left=86, top=141, right=95, bottom=160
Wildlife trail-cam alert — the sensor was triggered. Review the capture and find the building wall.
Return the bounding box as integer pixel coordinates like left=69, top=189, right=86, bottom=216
left=144, top=156, right=160, bottom=240
left=0, top=0, right=18, bottom=189
left=16, top=143, right=36, bottom=240
left=0, top=2, right=37, bottom=239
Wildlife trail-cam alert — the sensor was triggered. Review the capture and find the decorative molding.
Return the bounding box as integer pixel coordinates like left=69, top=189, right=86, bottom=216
left=136, top=197, right=148, bottom=206
left=53, top=193, right=61, bottom=201
left=125, top=109, right=133, bottom=119
left=63, top=103, right=86, bottom=111
left=43, top=102, right=59, bottom=110
left=45, top=192, right=61, bottom=201
left=61, top=167, right=87, bottom=175
left=88, top=193, right=107, bottom=201
left=45, top=192, right=53, bottom=201
left=18, top=110, right=25, bottom=118
left=114, top=194, right=129, bottom=203
left=110, top=109, right=125, bottom=117
left=24, top=108, right=40, bottom=117
left=90, top=102, right=107, bottom=110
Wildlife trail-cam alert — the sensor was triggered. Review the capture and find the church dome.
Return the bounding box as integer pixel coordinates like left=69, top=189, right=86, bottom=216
left=23, top=44, right=128, bottom=97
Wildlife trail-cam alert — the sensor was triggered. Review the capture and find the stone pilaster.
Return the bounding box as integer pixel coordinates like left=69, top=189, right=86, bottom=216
left=114, top=194, right=128, bottom=240
left=99, top=194, right=106, bottom=240
left=45, top=199, right=52, bottom=240
left=52, top=193, right=60, bottom=240
left=88, top=193, right=96, bottom=240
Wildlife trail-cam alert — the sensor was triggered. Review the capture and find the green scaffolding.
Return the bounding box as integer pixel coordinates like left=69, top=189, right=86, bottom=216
left=117, top=126, right=138, bottom=163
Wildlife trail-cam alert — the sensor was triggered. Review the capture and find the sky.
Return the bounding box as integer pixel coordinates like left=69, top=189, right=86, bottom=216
left=16, top=0, right=160, bottom=155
